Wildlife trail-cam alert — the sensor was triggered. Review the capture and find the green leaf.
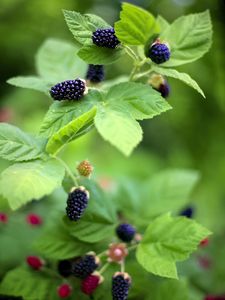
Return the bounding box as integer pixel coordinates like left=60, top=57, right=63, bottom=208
left=36, top=38, right=87, bottom=84
left=7, top=76, right=49, bottom=93
left=106, top=82, right=172, bottom=120
left=0, top=123, right=47, bottom=162
left=40, top=89, right=101, bottom=137
left=157, top=15, right=170, bottom=32
left=115, top=3, right=159, bottom=45
left=136, top=213, right=211, bottom=279
left=78, top=43, right=124, bottom=65
left=46, top=106, right=97, bottom=154
left=0, top=267, right=61, bottom=300
left=152, top=66, right=205, bottom=98
left=0, top=159, right=65, bottom=210
left=35, top=218, right=91, bottom=259
left=160, top=11, right=212, bottom=66
left=95, top=104, right=142, bottom=156
left=140, top=169, right=200, bottom=218
left=63, top=10, right=109, bottom=45
left=64, top=179, right=117, bottom=243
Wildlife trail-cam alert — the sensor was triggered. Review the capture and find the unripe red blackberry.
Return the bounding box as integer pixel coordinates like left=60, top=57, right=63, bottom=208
left=0, top=213, right=8, bottom=223
left=72, top=253, right=100, bottom=279
left=26, top=256, right=45, bottom=270
left=86, top=65, right=105, bottom=83
left=77, top=160, right=93, bottom=177
left=50, top=79, right=87, bottom=101
left=92, top=28, right=120, bottom=49
left=149, top=74, right=170, bottom=98
left=81, top=272, right=103, bottom=295
left=148, top=39, right=170, bottom=64
left=57, top=283, right=72, bottom=298
left=112, top=272, right=131, bottom=300
left=66, top=186, right=89, bottom=221
left=116, top=223, right=136, bottom=243
left=200, top=238, right=209, bottom=247
left=26, top=213, right=43, bottom=226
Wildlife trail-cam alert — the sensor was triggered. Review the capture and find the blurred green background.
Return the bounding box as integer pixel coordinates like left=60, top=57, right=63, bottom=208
left=0, top=0, right=225, bottom=297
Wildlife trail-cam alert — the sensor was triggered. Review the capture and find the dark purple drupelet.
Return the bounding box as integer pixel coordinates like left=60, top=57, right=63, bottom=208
left=112, top=274, right=131, bottom=300
left=72, top=255, right=99, bottom=279
left=50, top=79, right=86, bottom=101
left=116, top=223, right=136, bottom=243
left=86, top=64, right=105, bottom=83
left=148, top=43, right=170, bottom=64
left=66, top=188, right=89, bottom=221
left=92, top=28, right=120, bottom=49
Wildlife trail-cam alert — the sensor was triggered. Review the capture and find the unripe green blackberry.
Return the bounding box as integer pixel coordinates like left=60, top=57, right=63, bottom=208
left=116, top=223, right=136, bottom=242
left=77, top=160, right=93, bottom=177
left=66, top=186, right=89, bottom=221
left=86, top=65, right=105, bottom=83
left=112, top=272, right=131, bottom=300
left=92, top=28, right=120, bottom=49
left=50, top=79, right=87, bottom=101
left=148, top=40, right=170, bottom=64
left=72, top=253, right=100, bottom=279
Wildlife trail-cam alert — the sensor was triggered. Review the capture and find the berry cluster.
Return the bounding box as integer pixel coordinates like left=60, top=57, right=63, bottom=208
left=92, top=28, right=120, bottom=49
left=66, top=186, right=89, bottom=221
left=50, top=79, right=87, bottom=101
left=86, top=64, right=105, bottom=83
left=148, top=40, right=170, bottom=64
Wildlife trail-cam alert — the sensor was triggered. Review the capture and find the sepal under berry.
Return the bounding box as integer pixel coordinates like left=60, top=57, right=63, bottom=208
left=81, top=271, right=103, bottom=295
left=149, top=74, right=170, bottom=98
left=57, top=283, right=72, bottom=298
left=26, top=256, right=45, bottom=270
left=86, top=65, right=105, bottom=83
left=50, top=79, right=87, bottom=101
left=92, top=28, right=120, bottom=49
left=66, top=186, right=90, bottom=221
left=116, top=223, right=136, bottom=243
left=77, top=160, right=93, bottom=177
left=112, top=272, right=131, bottom=300
left=148, top=40, right=170, bottom=64
left=72, top=252, right=100, bottom=279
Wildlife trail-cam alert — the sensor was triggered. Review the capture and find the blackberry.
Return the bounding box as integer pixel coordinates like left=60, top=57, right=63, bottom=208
left=57, top=260, right=72, bottom=277
left=92, top=28, right=120, bottom=49
left=57, top=284, right=72, bottom=298
left=112, top=272, right=131, bottom=300
left=72, top=253, right=100, bottom=279
left=148, top=41, right=170, bottom=64
left=86, top=65, right=105, bottom=83
left=180, top=206, right=194, bottom=218
left=77, top=160, right=93, bottom=177
left=66, top=186, right=89, bottom=221
left=149, top=74, right=170, bottom=98
left=116, top=224, right=136, bottom=243
left=50, top=79, right=87, bottom=101
left=26, top=256, right=45, bottom=270
left=81, top=272, right=102, bottom=295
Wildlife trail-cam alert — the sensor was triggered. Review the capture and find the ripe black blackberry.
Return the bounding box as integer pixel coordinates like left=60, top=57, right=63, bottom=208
left=116, top=223, right=136, bottom=243
left=86, top=65, right=105, bottom=83
left=180, top=206, right=194, bottom=218
left=148, top=40, right=170, bottom=64
left=57, top=260, right=73, bottom=277
left=112, top=272, right=131, bottom=300
left=92, top=28, right=120, bottom=49
left=72, top=253, right=100, bottom=279
left=66, top=186, right=89, bottom=221
left=50, top=78, right=87, bottom=101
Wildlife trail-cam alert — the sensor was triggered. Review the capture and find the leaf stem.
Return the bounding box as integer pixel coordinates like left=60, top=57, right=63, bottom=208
left=99, top=262, right=110, bottom=275
left=127, top=244, right=138, bottom=251
left=134, top=68, right=153, bottom=80
left=124, top=45, right=139, bottom=62
left=120, top=260, right=125, bottom=273
left=53, top=155, right=79, bottom=187
left=97, top=250, right=107, bottom=258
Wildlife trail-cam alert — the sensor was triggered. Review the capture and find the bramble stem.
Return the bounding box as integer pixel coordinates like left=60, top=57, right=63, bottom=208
left=53, top=155, right=79, bottom=187
left=120, top=260, right=125, bottom=273
left=99, top=262, right=110, bottom=274
left=124, top=45, right=139, bottom=62
left=127, top=244, right=138, bottom=251
left=97, top=250, right=107, bottom=258
left=133, top=68, right=153, bottom=80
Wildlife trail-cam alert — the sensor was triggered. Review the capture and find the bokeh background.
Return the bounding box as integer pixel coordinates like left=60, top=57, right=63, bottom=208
left=1, top=0, right=225, bottom=297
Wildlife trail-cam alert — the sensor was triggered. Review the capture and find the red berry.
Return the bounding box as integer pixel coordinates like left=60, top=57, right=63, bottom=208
left=0, top=213, right=8, bottom=223
left=200, top=238, right=209, bottom=247
left=26, top=213, right=43, bottom=226
left=57, top=284, right=72, bottom=298
left=198, top=256, right=212, bottom=269
left=81, top=273, right=102, bottom=295
left=26, top=256, right=44, bottom=270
